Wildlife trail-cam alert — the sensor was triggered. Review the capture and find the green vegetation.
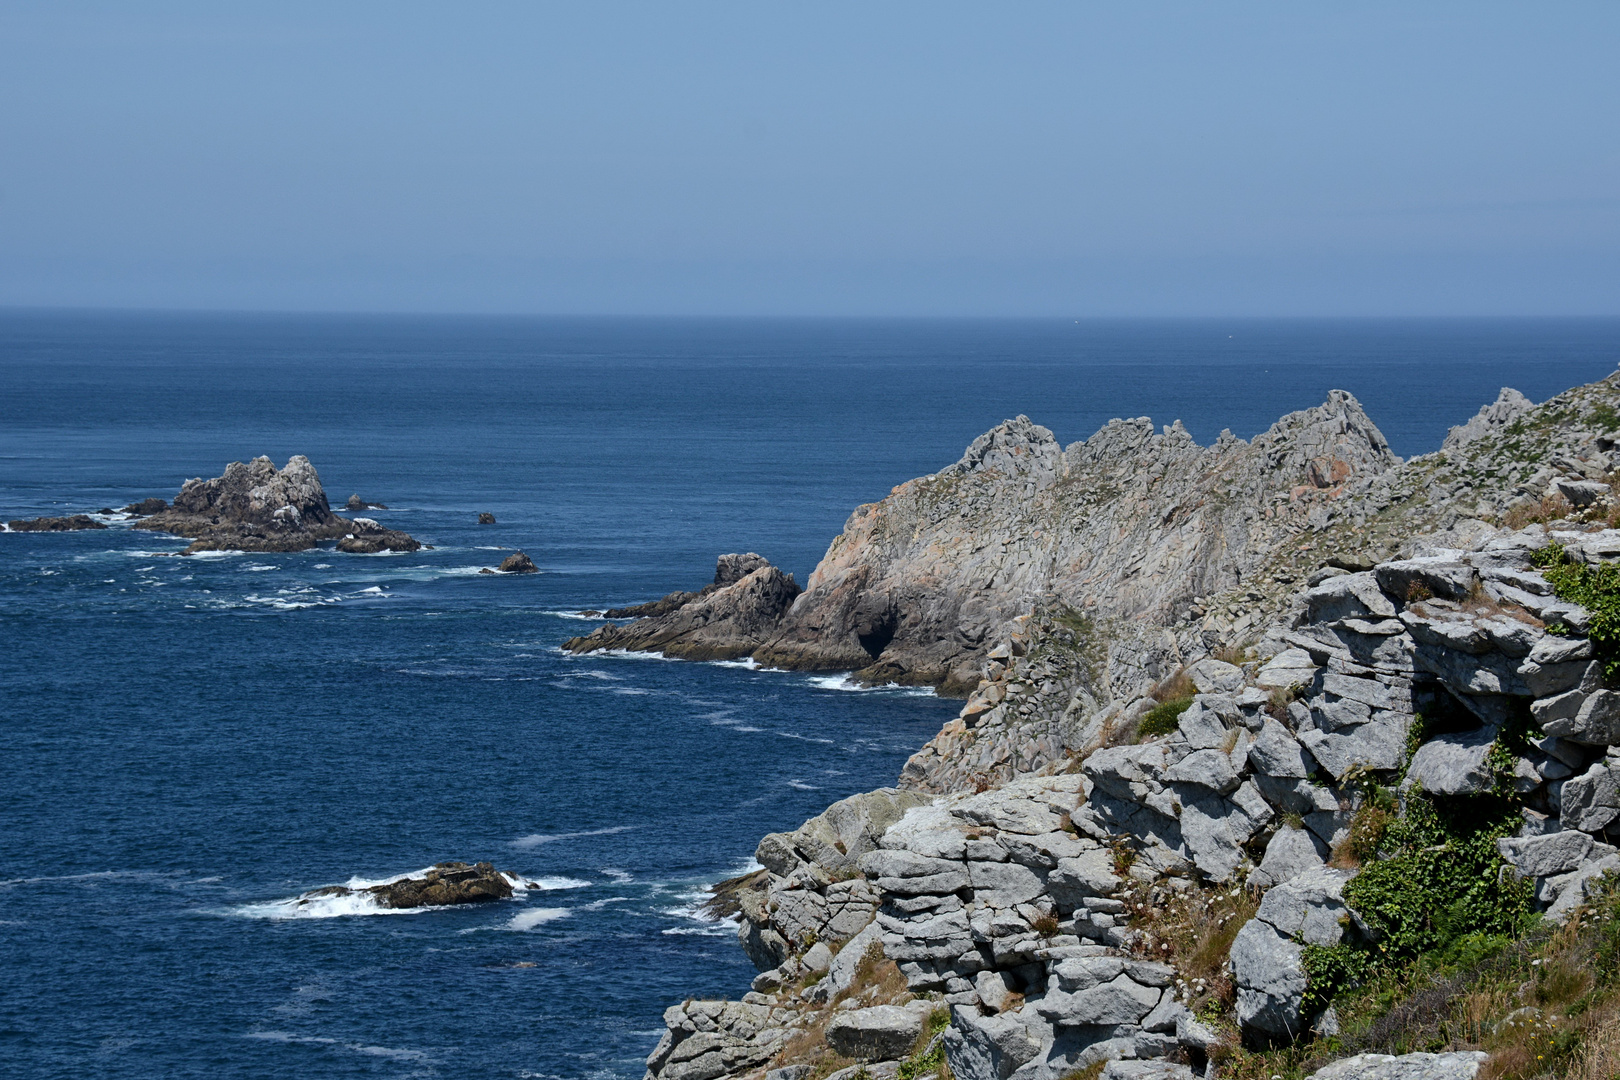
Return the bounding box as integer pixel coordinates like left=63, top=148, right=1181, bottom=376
left=1531, top=543, right=1620, bottom=680
left=1213, top=875, right=1620, bottom=1080
left=896, top=1007, right=951, bottom=1080
left=1139, top=695, right=1194, bottom=738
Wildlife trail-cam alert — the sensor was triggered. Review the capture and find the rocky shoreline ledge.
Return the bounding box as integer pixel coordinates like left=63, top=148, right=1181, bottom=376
left=618, top=370, right=1620, bottom=1080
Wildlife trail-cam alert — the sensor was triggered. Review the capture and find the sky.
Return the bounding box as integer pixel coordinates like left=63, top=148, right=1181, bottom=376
left=0, top=2, right=1617, bottom=316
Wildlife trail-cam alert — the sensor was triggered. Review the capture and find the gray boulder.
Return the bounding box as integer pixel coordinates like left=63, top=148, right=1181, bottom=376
left=1305, top=1050, right=1487, bottom=1080
left=1560, top=763, right=1620, bottom=833
left=943, top=1006, right=1048, bottom=1080
left=825, top=1003, right=929, bottom=1062
left=1403, top=728, right=1498, bottom=795
left=1250, top=826, right=1329, bottom=889
left=1497, top=830, right=1597, bottom=879
left=1230, top=919, right=1306, bottom=1039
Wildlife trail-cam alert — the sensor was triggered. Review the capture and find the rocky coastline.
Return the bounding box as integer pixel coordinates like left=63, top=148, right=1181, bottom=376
left=616, top=370, right=1620, bottom=1080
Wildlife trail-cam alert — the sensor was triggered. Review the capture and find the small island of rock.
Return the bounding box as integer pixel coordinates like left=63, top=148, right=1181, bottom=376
left=134, top=455, right=420, bottom=555
left=296, top=861, right=515, bottom=910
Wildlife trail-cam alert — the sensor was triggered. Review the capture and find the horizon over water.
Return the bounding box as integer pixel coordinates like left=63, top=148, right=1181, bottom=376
left=4, top=313, right=1619, bottom=1079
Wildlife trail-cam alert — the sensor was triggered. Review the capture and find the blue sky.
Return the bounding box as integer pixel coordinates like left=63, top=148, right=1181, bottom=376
left=1, top=2, right=1616, bottom=315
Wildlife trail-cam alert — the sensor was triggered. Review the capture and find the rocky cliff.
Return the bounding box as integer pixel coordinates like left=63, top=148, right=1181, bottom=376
left=134, top=455, right=420, bottom=554
left=635, top=369, right=1620, bottom=1080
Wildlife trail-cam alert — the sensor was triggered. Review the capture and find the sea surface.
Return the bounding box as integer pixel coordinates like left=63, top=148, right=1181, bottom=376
left=3, top=314, right=1618, bottom=1080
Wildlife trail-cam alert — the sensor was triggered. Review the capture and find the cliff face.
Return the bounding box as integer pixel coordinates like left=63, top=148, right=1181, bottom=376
left=636, top=369, right=1620, bottom=1080
left=576, top=393, right=1402, bottom=695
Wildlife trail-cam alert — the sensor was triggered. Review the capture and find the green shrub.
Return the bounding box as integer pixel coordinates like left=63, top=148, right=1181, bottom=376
left=1531, top=543, right=1620, bottom=680
left=1343, top=793, right=1533, bottom=963
left=1139, top=695, right=1194, bottom=738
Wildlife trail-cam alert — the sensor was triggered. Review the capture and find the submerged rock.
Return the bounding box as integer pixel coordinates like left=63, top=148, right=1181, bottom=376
left=6, top=514, right=108, bottom=532
left=134, top=455, right=419, bottom=555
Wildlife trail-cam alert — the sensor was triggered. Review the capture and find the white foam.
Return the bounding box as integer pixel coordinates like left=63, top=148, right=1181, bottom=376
left=518, top=876, right=592, bottom=891
left=709, top=658, right=761, bottom=670
left=600, top=868, right=633, bottom=884
left=508, top=907, right=569, bottom=930
left=313, top=563, right=331, bottom=569
left=354, top=586, right=388, bottom=596
left=510, top=825, right=636, bottom=849
left=545, top=609, right=615, bottom=621
left=661, top=925, right=731, bottom=936
left=786, top=780, right=820, bottom=791
left=243, top=564, right=277, bottom=572
left=230, top=891, right=415, bottom=920
left=595, top=648, right=682, bottom=662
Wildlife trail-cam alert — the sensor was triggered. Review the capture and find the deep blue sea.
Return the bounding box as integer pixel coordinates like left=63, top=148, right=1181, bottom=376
left=3, top=314, right=1618, bottom=1080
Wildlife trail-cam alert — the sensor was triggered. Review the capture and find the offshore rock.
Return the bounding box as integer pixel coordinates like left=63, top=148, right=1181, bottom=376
left=123, top=497, right=168, bottom=516
left=6, top=514, right=108, bottom=531
left=336, top=518, right=422, bottom=554
left=300, top=861, right=514, bottom=910
left=478, top=511, right=496, bottom=524
left=564, top=555, right=801, bottom=662
left=135, top=455, right=420, bottom=554
left=496, top=552, right=539, bottom=574
left=345, top=494, right=388, bottom=510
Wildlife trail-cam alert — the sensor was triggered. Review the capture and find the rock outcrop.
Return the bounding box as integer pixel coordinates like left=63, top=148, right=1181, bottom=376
left=479, top=511, right=497, bottom=525
left=497, top=552, right=538, bottom=573
left=641, top=522, right=1620, bottom=1080
left=134, top=456, right=420, bottom=554
left=6, top=514, right=108, bottom=531
left=123, top=498, right=167, bottom=516
left=565, top=554, right=801, bottom=661
left=297, top=861, right=515, bottom=910
left=345, top=494, right=388, bottom=511
left=635, top=371, right=1620, bottom=1080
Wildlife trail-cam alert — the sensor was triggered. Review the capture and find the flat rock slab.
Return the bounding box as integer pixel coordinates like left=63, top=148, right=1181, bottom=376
left=1306, top=1050, right=1487, bottom=1080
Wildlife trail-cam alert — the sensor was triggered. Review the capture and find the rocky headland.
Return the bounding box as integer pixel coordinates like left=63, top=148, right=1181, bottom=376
left=620, top=371, right=1620, bottom=1080
left=132, top=455, right=420, bottom=554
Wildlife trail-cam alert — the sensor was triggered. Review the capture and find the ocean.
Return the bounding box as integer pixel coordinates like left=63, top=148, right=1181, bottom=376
left=3, top=313, right=1617, bottom=1079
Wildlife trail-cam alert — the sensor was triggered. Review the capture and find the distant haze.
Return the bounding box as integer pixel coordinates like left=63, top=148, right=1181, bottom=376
left=1, top=2, right=1616, bottom=316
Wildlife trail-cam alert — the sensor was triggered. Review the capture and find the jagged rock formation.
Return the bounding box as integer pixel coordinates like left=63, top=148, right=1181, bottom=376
left=134, top=455, right=420, bottom=554
left=565, top=554, right=801, bottom=662
left=345, top=494, right=388, bottom=511
left=754, top=399, right=1398, bottom=695
left=297, top=861, right=515, bottom=910
left=6, top=514, right=108, bottom=531
left=123, top=498, right=167, bottom=516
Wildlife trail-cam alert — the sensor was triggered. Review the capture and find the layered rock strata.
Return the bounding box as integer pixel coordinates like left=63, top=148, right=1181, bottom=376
left=134, top=455, right=420, bottom=554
